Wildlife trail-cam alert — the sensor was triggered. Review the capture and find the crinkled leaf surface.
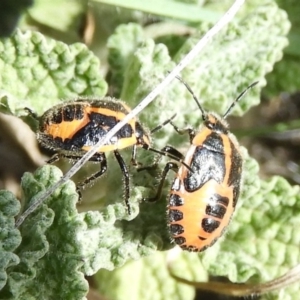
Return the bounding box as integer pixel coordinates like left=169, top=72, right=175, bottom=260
left=0, top=29, right=107, bottom=115
left=0, top=191, right=21, bottom=291
left=107, top=23, right=145, bottom=97
left=1, top=165, right=162, bottom=299
left=174, top=2, right=290, bottom=117
left=0, top=166, right=88, bottom=300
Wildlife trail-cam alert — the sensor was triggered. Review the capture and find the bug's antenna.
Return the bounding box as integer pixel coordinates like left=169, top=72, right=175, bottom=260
left=174, top=75, right=206, bottom=121
left=223, top=81, right=259, bottom=119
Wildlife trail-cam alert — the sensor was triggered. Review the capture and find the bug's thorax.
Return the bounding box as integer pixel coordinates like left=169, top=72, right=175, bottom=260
left=190, top=113, right=229, bottom=149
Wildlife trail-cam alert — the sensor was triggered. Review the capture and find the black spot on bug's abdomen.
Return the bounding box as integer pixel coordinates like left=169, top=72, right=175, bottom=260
left=169, top=194, right=184, bottom=207
left=52, top=105, right=85, bottom=124
left=206, top=204, right=226, bottom=219
left=51, top=110, right=63, bottom=124
left=174, top=236, right=186, bottom=246
left=206, top=194, right=229, bottom=219
left=170, top=224, right=184, bottom=235
left=63, top=104, right=81, bottom=121
left=169, top=209, right=183, bottom=222
left=201, top=218, right=220, bottom=233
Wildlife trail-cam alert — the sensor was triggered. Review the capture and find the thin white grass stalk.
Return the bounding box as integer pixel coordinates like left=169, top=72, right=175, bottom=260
left=15, top=0, right=245, bottom=228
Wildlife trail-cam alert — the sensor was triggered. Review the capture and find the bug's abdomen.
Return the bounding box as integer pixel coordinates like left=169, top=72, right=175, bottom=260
left=169, top=179, right=234, bottom=251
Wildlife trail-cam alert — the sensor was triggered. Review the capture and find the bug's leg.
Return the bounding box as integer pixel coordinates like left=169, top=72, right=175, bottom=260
left=45, top=152, right=107, bottom=200
left=144, top=162, right=179, bottom=202
left=143, top=145, right=192, bottom=172
left=169, top=121, right=195, bottom=143
left=76, top=153, right=107, bottom=199
left=138, top=144, right=184, bottom=171
left=150, top=113, right=177, bottom=134
left=46, top=152, right=87, bottom=164
left=46, top=153, right=61, bottom=164
left=158, top=146, right=185, bottom=162
left=131, top=145, right=138, bottom=166
left=114, top=150, right=131, bottom=215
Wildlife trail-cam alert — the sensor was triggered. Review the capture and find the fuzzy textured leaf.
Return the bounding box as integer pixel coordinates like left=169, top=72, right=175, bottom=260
left=1, top=165, right=163, bottom=299
left=0, top=30, right=107, bottom=115
left=0, top=191, right=21, bottom=291
left=0, top=166, right=89, bottom=300
left=174, top=2, right=290, bottom=118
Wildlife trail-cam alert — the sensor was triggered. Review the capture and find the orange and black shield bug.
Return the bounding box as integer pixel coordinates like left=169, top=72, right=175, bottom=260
left=26, top=97, right=175, bottom=214
left=144, top=78, right=258, bottom=251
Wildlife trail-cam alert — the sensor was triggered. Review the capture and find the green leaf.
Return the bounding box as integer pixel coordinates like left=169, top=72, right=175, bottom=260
left=266, top=55, right=300, bottom=95
left=107, top=23, right=145, bottom=97
left=108, top=22, right=176, bottom=109
left=1, top=165, right=163, bottom=299
left=94, top=0, right=221, bottom=23
left=174, top=2, right=290, bottom=118
left=0, top=29, right=107, bottom=115
left=95, top=251, right=204, bottom=300
left=121, top=38, right=175, bottom=106
left=0, top=166, right=89, bottom=300
left=261, top=0, right=300, bottom=95
left=0, top=191, right=21, bottom=291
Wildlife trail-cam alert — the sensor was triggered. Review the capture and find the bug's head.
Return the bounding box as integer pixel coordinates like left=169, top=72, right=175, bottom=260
left=203, top=112, right=229, bottom=134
